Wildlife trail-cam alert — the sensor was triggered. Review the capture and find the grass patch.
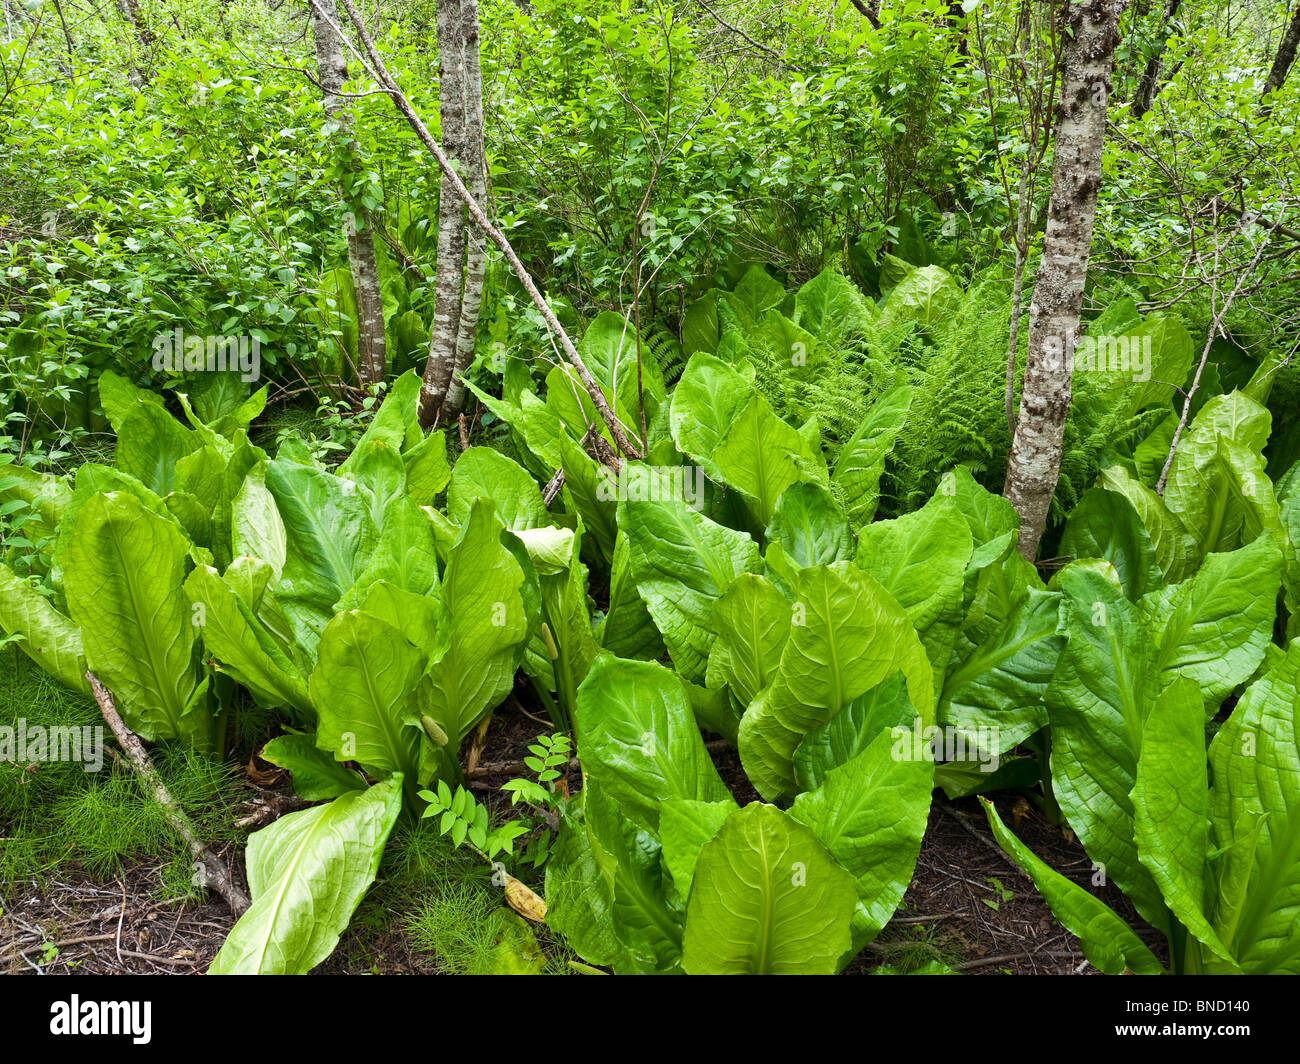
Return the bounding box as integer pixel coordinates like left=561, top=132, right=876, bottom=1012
left=0, top=651, right=242, bottom=898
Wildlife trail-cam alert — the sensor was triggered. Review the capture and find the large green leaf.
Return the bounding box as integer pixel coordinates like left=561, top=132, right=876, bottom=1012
left=1141, top=533, right=1280, bottom=712
left=185, top=565, right=312, bottom=718
left=618, top=464, right=761, bottom=682
left=940, top=588, right=1063, bottom=753
left=737, top=562, right=934, bottom=801
left=766, top=482, right=852, bottom=567
left=878, top=264, right=963, bottom=334
left=63, top=491, right=206, bottom=744
left=1046, top=563, right=1168, bottom=932
left=705, top=573, right=791, bottom=715
left=857, top=491, right=971, bottom=696
left=265, top=458, right=376, bottom=618
left=793, top=267, right=877, bottom=344
left=114, top=401, right=198, bottom=498
left=1133, top=678, right=1234, bottom=966
left=790, top=726, right=932, bottom=947
left=311, top=611, right=430, bottom=783
left=722, top=265, right=785, bottom=329
left=792, top=672, right=915, bottom=791
left=208, top=777, right=403, bottom=974
left=1098, top=464, right=1195, bottom=582
left=681, top=803, right=857, bottom=974
left=596, top=529, right=666, bottom=661
left=658, top=797, right=738, bottom=900
left=573, top=656, right=730, bottom=834
left=447, top=447, right=547, bottom=531
left=0, top=563, right=87, bottom=692
left=833, top=386, right=914, bottom=528
left=337, top=371, right=423, bottom=475
left=1059, top=486, right=1163, bottom=602
left=419, top=499, right=530, bottom=744
left=1206, top=642, right=1300, bottom=973
left=260, top=733, right=366, bottom=801
left=231, top=461, right=287, bottom=578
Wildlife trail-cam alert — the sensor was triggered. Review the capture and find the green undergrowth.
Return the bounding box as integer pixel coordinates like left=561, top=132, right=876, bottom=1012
left=333, top=820, right=573, bottom=975
left=0, top=652, right=242, bottom=898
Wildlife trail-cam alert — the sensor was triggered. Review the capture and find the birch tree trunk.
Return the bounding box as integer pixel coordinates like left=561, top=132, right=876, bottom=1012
left=1262, top=2, right=1300, bottom=101
left=420, top=0, right=488, bottom=427
left=1003, top=0, right=1118, bottom=561
left=1130, top=0, right=1181, bottom=118
left=309, top=0, right=387, bottom=389
left=441, top=0, right=488, bottom=419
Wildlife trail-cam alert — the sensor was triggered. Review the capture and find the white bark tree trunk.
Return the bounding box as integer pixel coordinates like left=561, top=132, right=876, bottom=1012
left=441, top=0, right=488, bottom=419
left=309, top=0, right=387, bottom=389
left=1003, top=0, right=1119, bottom=560
left=420, top=0, right=488, bottom=427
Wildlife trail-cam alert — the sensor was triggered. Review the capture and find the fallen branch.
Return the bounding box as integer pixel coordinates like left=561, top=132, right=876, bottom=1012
left=331, top=0, right=645, bottom=462
left=86, top=673, right=251, bottom=917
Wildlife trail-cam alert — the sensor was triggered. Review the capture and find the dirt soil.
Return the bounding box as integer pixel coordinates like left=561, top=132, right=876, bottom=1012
left=0, top=704, right=1161, bottom=976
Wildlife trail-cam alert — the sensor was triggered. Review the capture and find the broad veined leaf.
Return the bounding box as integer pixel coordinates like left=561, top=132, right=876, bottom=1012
left=738, top=562, right=934, bottom=802
left=544, top=805, right=639, bottom=972
left=1059, top=486, right=1163, bottom=601
left=185, top=565, right=313, bottom=719
left=0, top=463, right=71, bottom=546
left=573, top=656, right=730, bottom=834
left=343, top=438, right=407, bottom=534
left=97, top=369, right=166, bottom=434
left=1098, top=464, right=1195, bottom=582
left=1045, top=563, right=1168, bottom=933
left=114, top=401, right=199, bottom=498
left=793, top=267, right=878, bottom=345
left=337, top=371, right=423, bottom=475
left=596, top=529, right=666, bottom=661
left=792, top=672, right=915, bottom=791
left=766, top=482, right=852, bottom=568
left=705, top=573, right=792, bottom=713
left=1141, top=534, right=1280, bottom=713
left=555, top=428, right=617, bottom=564
left=576, top=310, right=667, bottom=427
left=856, top=492, right=971, bottom=695
left=833, top=386, right=914, bottom=528
left=311, top=610, right=430, bottom=783
left=260, top=733, right=366, bottom=801
left=940, top=588, right=1063, bottom=753
left=447, top=446, right=547, bottom=531
left=0, top=563, right=87, bottom=693
left=1133, top=677, right=1235, bottom=966
left=402, top=429, right=452, bottom=506
left=63, top=491, right=206, bottom=744
left=722, top=265, right=785, bottom=329
left=208, top=776, right=403, bottom=974
left=1206, top=642, right=1300, bottom=973
left=669, top=352, right=753, bottom=466
left=341, top=496, right=440, bottom=605
left=791, top=725, right=933, bottom=947
left=265, top=458, right=376, bottom=617
left=1163, top=392, right=1277, bottom=564
left=585, top=786, right=685, bottom=972
left=618, top=464, right=762, bottom=682
left=420, top=499, right=530, bottom=744
left=681, top=803, right=857, bottom=975
left=658, top=798, right=738, bottom=900
left=878, top=264, right=963, bottom=334
left=231, top=461, right=287, bottom=579
left=981, top=798, right=1164, bottom=975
